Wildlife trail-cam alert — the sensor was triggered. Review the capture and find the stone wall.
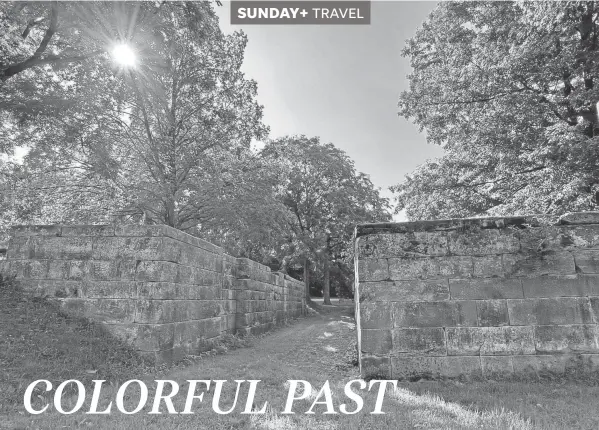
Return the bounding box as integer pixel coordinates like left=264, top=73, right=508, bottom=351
left=0, top=224, right=305, bottom=364
left=355, top=212, right=599, bottom=379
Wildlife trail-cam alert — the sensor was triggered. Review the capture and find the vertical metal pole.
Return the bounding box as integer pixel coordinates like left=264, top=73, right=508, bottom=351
left=353, top=226, right=362, bottom=375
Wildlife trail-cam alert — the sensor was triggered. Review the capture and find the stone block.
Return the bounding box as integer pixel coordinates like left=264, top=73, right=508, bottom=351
left=519, top=226, right=571, bottom=253
left=560, top=212, right=599, bottom=225
left=47, top=260, right=70, bottom=279
left=35, top=237, right=93, bottom=260
left=361, top=354, right=392, bottom=379
left=446, top=326, right=535, bottom=356
left=105, top=260, right=137, bottom=281
left=512, top=355, right=571, bottom=375
left=106, top=323, right=139, bottom=345
left=360, top=302, right=394, bottom=329
left=481, top=356, right=514, bottom=377
left=503, top=252, right=576, bottom=277
left=591, top=296, right=599, bottom=317
left=359, top=280, right=450, bottom=302
left=450, top=278, right=523, bottom=299
left=560, top=225, right=599, bottom=248
left=507, top=297, right=594, bottom=325
left=361, top=329, right=393, bottom=355
left=437, top=256, right=475, bottom=278
left=574, top=250, right=599, bottom=273
left=476, top=300, right=509, bottom=326
left=68, top=260, right=88, bottom=280
left=473, top=256, right=505, bottom=277
left=393, top=300, right=478, bottom=328
left=83, top=298, right=137, bottom=324
left=114, top=225, right=166, bottom=237
left=358, top=231, right=448, bottom=258
left=392, top=328, right=446, bottom=356
left=135, top=261, right=178, bottom=282
left=81, top=280, right=137, bottom=299
left=135, top=299, right=178, bottom=324
left=62, top=225, right=115, bottom=237
left=386, top=258, right=435, bottom=280
left=534, top=325, right=599, bottom=354
left=20, top=260, right=49, bottom=279
left=522, top=275, right=599, bottom=298
left=447, top=228, right=520, bottom=255
left=6, top=237, right=33, bottom=260
left=391, top=356, right=482, bottom=380
left=358, top=258, right=390, bottom=282
left=92, top=237, right=164, bottom=261
left=23, top=279, right=81, bottom=298
left=11, top=225, right=62, bottom=237
left=135, top=323, right=175, bottom=352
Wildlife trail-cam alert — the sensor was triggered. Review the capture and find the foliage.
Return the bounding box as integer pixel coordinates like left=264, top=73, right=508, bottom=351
left=0, top=1, right=275, bottom=245
left=262, top=136, right=390, bottom=299
left=394, top=1, right=599, bottom=220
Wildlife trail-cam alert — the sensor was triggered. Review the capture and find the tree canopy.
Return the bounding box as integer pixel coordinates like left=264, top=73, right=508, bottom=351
left=262, top=136, right=390, bottom=301
left=394, top=1, right=599, bottom=220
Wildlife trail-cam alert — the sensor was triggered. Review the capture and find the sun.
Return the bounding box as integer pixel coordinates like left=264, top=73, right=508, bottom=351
left=112, top=43, right=136, bottom=67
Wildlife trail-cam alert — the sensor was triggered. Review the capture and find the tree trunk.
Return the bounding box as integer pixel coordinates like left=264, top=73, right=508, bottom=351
left=303, top=257, right=310, bottom=300
left=323, top=251, right=331, bottom=305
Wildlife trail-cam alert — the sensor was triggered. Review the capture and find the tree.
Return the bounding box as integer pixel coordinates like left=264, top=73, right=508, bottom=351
left=262, top=136, right=390, bottom=303
left=1, top=1, right=270, bottom=237
left=394, top=1, right=599, bottom=220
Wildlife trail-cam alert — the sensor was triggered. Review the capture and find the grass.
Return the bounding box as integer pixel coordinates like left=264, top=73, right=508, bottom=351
left=1, top=275, right=599, bottom=429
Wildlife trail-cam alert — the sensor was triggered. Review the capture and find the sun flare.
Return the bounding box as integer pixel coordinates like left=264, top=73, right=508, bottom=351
left=112, top=43, right=136, bottom=67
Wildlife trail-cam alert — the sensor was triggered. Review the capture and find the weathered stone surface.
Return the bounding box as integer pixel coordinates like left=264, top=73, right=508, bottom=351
left=574, top=250, right=599, bottom=273
left=560, top=212, right=599, bottom=225
left=534, top=325, right=599, bottom=354
left=86, top=260, right=137, bottom=281
left=522, top=275, right=599, bottom=298
left=135, top=323, right=175, bottom=352
left=11, top=225, right=62, bottom=237
left=135, top=261, right=178, bottom=282
left=560, top=226, right=599, bottom=248
left=476, top=300, right=509, bottom=326
left=114, top=225, right=166, bottom=237
left=519, top=226, right=570, bottom=253
left=446, top=327, right=535, bottom=356
left=481, top=356, right=514, bottom=377
left=358, top=231, right=448, bottom=258
left=503, top=252, right=576, bottom=277
left=360, top=280, right=449, bottom=302
left=512, top=355, right=571, bottom=375
left=392, top=328, right=446, bottom=356
left=450, top=278, right=523, bottom=300
left=387, top=256, right=473, bottom=280
left=35, top=237, right=93, bottom=260
left=360, top=302, right=394, bottom=329
left=447, top=228, right=520, bottom=255
left=4, top=223, right=306, bottom=365
left=472, top=256, right=505, bottom=277
left=361, top=354, right=392, bottom=379
left=62, top=225, right=114, bottom=237
left=82, top=280, right=137, bottom=299
left=356, top=214, right=599, bottom=379
left=80, top=298, right=137, bottom=324
left=393, top=301, right=478, bottom=328
left=437, top=256, right=475, bottom=278
left=391, top=356, right=482, bottom=380
left=507, top=297, right=594, bottom=325
left=361, top=329, right=393, bottom=355
left=358, top=258, right=389, bottom=281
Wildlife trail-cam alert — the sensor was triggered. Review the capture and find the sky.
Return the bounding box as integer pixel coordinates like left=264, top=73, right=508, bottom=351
left=214, top=1, right=444, bottom=220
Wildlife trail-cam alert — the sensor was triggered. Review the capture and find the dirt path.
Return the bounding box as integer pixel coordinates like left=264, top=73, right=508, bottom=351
left=165, top=305, right=359, bottom=384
